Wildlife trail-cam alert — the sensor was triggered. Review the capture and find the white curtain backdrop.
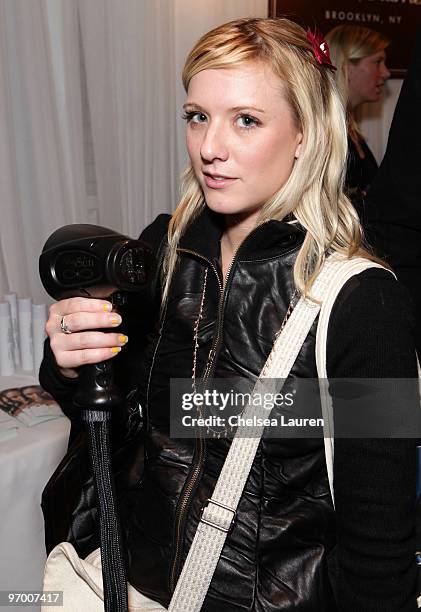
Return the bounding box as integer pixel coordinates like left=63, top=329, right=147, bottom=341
left=0, top=0, right=85, bottom=300
left=0, top=0, right=93, bottom=301
left=77, top=0, right=178, bottom=234
left=0, top=0, right=400, bottom=302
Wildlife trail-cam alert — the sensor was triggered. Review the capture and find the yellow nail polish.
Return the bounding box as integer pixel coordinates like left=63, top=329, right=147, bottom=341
left=119, top=335, right=128, bottom=344
left=103, top=302, right=112, bottom=312
left=110, top=316, right=121, bottom=326
left=111, top=347, right=121, bottom=354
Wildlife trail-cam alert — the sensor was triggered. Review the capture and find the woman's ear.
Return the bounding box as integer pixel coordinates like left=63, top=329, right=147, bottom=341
left=346, top=60, right=353, bottom=83
left=295, top=134, right=303, bottom=159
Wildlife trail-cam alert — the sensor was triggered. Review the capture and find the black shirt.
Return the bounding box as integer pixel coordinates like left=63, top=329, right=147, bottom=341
left=346, top=135, right=378, bottom=221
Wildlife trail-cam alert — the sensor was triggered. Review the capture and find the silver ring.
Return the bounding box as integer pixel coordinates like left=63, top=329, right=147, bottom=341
left=60, top=315, right=72, bottom=334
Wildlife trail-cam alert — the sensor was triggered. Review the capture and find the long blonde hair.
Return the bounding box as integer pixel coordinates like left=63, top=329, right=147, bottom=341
left=325, top=25, right=389, bottom=139
left=163, top=18, right=375, bottom=302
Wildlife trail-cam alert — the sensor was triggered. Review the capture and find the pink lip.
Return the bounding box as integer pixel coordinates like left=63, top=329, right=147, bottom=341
left=203, top=172, right=237, bottom=189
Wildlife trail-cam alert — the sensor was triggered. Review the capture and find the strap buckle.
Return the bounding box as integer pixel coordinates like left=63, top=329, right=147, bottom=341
left=200, top=498, right=236, bottom=534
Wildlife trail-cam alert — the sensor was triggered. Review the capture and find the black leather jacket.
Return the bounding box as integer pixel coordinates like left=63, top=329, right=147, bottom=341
left=125, top=210, right=336, bottom=610
left=40, top=208, right=418, bottom=611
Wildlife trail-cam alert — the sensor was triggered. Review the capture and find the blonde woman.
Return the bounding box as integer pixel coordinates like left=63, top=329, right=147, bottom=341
left=325, top=25, right=390, bottom=216
left=40, top=18, right=417, bottom=610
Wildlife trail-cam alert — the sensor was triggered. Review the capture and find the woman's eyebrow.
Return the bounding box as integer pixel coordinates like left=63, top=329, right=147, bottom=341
left=230, top=105, right=265, bottom=113
left=183, top=102, right=266, bottom=113
left=182, top=102, right=204, bottom=111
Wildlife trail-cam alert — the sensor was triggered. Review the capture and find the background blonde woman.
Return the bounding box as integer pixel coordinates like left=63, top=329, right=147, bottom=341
left=40, top=18, right=417, bottom=610
left=326, top=25, right=390, bottom=217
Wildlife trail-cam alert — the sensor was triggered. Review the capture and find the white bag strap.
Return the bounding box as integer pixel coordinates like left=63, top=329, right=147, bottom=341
left=169, top=256, right=390, bottom=612
left=315, top=258, right=394, bottom=506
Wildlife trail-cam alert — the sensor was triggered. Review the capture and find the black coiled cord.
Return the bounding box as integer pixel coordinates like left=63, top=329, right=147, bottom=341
left=83, top=410, right=128, bottom=612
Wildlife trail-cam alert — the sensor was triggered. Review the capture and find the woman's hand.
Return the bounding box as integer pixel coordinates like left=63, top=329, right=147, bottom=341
left=45, top=297, right=128, bottom=379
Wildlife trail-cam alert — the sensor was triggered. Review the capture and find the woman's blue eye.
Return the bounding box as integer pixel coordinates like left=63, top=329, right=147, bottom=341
left=182, top=111, right=207, bottom=124
left=236, top=115, right=258, bottom=128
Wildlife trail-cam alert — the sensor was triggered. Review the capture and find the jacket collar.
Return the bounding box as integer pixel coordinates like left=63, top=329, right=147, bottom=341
left=177, top=205, right=304, bottom=262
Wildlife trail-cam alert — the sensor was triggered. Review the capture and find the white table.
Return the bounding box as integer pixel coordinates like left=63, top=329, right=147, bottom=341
left=0, top=374, right=70, bottom=612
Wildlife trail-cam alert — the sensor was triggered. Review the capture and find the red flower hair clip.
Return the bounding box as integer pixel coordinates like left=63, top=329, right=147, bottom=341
left=306, top=28, right=336, bottom=71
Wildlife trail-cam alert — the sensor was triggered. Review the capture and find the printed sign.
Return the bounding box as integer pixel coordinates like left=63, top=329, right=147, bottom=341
left=269, top=0, right=421, bottom=75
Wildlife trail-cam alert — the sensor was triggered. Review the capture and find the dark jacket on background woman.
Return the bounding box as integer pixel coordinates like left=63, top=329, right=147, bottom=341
left=366, top=28, right=421, bottom=359
left=346, top=135, right=378, bottom=220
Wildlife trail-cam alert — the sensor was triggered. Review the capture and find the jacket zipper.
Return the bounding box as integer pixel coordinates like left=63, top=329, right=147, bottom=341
left=169, top=247, right=239, bottom=592
left=169, top=248, right=222, bottom=593
left=169, top=223, right=278, bottom=590
left=145, top=306, right=167, bottom=429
